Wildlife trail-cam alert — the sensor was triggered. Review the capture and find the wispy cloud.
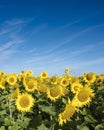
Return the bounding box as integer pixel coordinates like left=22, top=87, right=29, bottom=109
left=30, top=23, right=48, bottom=36
left=76, top=58, right=104, bottom=67
left=0, top=18, right=27, bottom=62
left=46, top=24, right=104, bottom=53
left=57, top=19, right=80, bottom=30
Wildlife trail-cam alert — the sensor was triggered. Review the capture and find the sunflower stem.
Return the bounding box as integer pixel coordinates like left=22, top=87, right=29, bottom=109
left=9, top=96, right=13, bottom=125
left=21, top=112, right=24, bottom=129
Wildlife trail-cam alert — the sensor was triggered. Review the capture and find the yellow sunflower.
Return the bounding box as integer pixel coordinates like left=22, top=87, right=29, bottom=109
left=65, top=67, right=70, bottom=73
left=74, top=85, right=94, bottom=108
left=38, top=84, right=48, bottom=93
left=84, top=72, right=96, bottom=83
left=40, top=71, right=48, bottom=79
left=27, top=70, right=33, bottom=76
left=24, top=79, right=38, bottom=92
left=16, top=93, right=34, bottom=112
left=47, top=86, right=63, bottom=102
left=6, top=74, right=17, bottom=86
left=11, top=88, right=20, bottom=99
left=60, top=77, right=69, bottom=87
left=0, top=78, right=6, bottom=89
left=71, top=82, right=83, bottom=94
left=51, top=76, right=59, bottom=85
left=0, top=71, right=6, bottom=76
left=58, top=99, right=76, bottom=126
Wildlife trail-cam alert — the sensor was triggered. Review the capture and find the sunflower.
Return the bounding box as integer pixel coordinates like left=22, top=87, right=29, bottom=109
left=0, top=78, right=6, bottom=89
left=24, top=79, right=38, bottom=92
left=11, top=88, right=20, bottom=99
left=16, top=93, right=34, bottom=112
left=38, top=84, right=48, bottom=93
left=51, top=76, right=59, bottom=85
left=60, top=77, right=69, bottom=87
left=74, top=85, right=94, bottom=108
left=58, top=99, right=76, bottom=126
left=27, top=70, right=33, bottom=76
left=65, top=67, right=70, bottom=73
left=0, top=71, right=6, bottom=76
left=47, top=86, right=62, bottom=102
left=84, top=72, right=96, bottom=83
left=71, top=82, right=83, bottom=94
left=6, top=74, right=17, bottom=86
left=40, top=72, right=48, bottom=79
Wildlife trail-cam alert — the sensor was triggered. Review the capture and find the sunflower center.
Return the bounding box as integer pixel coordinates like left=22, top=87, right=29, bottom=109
left=62, top=80, right=67, bottom=85
left=78, top=90, right=89, bottom=102
left=86, top=74, right=93, bottom=81
left=27, top=82, right=34, bottom=89
left=19, top=96, right=30, bottom=108
left=9, top=77, right=15, bottom=83
left=50, top=87, right=60, bottom=97
left=74, top=86, right=79, bottom=91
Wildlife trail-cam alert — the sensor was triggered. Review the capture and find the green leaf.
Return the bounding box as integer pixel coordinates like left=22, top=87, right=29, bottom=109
left=84, top=115, right=97, bottom=123
left=28, top=115, right=42, bottom=129
left=4, top=118, right=11, bottom=126
left=23, top=118, right=31, bottom=128
left=77, top=125, right=89, bottom=130
left=0, top=110, right=6, bottom=115
left=0, top=126, right=5, bottom=130
left=8, top=123, right=18, bottom=130
left=37, top=124, right=48, bottom=130
left=95, top=124, right=104, bottom=130
left=39, top=105, right=56, bottom=116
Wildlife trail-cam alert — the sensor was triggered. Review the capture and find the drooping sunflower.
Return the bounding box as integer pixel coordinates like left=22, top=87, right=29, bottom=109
left=71, top=82, right=83, bottom=94
left=16, top=93, right=35, bottom=112
left=74, top=85, right=94, bottom=108
left=60, top=77, right=69, bottom=87
left=84, top=72, right=96, bottom=83
left=23, top=79, right=38, bottom=92
left=58, top=99, right=76, bottom=126
left=40, top=71, right=48, bottom=79
left=47, top=85, right=63, bottom=102
left=6, top=74, right=17, bottom=86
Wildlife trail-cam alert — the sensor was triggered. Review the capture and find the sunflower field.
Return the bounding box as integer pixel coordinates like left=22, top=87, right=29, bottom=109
left=0, top=68, right=104, bottom=130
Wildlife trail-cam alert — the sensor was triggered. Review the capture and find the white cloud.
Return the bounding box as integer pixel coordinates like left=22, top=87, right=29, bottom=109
left=46, top=24, right=104, bottom=53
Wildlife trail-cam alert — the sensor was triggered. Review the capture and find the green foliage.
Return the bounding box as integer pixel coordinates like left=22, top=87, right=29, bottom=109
left=0, top=71, right=104, bottom=130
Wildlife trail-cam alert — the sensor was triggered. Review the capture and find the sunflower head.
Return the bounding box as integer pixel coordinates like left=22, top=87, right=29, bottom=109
left=60, top=77, right=69, bottom=87
left=71, top=82, right=83, bottom=94
left=16, top=93, right=35, bottom=112
left=65, top=67, right=70, bottom=73
left=58, top=99, right=76, bottom=126
left=0, top=71, right=6, bottom=76
left=84, top=72, right=96, bottom=83
left=6, top=74, right=17, bottom=86
left=51, top=76, right=59, bottom=85
left=74, top=85, right=94, bottom=108
left=40, top=72, right=48, bottom=79
left=38, top=84, right=48, bottom=93
left=11, top=88, right=20, bottom=99
left=23, top=79, right=38, bottom=92
left=0, top=78, right=6, bottom=89
left=47, top=86, right=62, bottom=102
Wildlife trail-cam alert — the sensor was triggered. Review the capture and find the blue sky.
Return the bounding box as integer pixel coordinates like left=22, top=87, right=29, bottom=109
left=0, top=0, right=104, bottom=76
